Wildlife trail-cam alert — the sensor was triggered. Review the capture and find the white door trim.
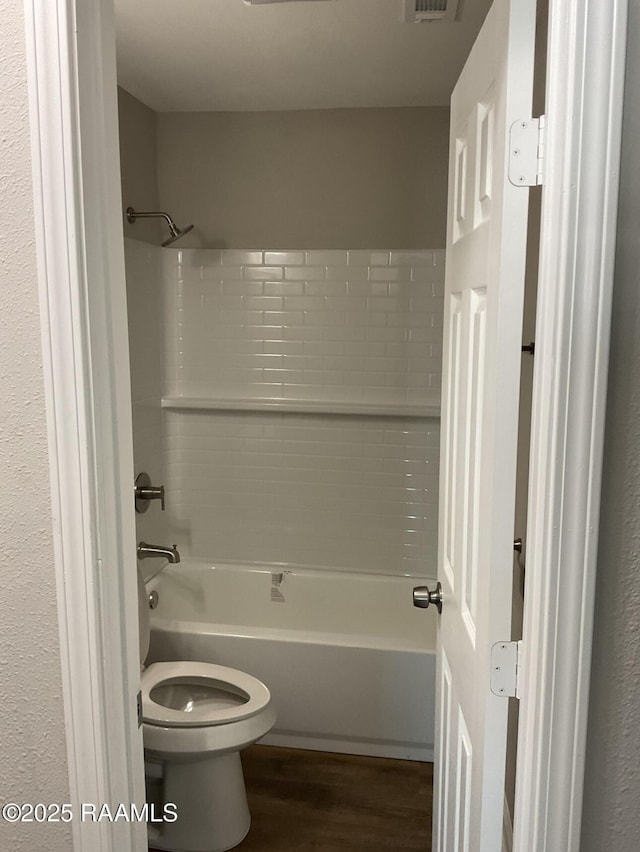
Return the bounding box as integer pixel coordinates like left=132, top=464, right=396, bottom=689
left=24, top=2, right=146, bottom=850
left=514, top=0, right=628, bottom=850
left=22, top=1, right=627, bottom=851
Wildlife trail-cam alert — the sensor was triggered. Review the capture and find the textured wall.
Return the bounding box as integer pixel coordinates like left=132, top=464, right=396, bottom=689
left=581, top=3, right=640, bottom=849
left=0, top=2, right=71, bottom=850
left=118, top=87, right=162, bottom=244
left=157, top=107, right=449, bottom=249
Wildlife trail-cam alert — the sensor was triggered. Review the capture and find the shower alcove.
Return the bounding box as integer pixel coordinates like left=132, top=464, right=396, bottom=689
left=126, top=239, right=444, bottom=759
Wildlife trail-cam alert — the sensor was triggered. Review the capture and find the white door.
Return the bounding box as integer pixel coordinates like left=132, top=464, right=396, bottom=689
left=431, top=0, right=537, bottom=849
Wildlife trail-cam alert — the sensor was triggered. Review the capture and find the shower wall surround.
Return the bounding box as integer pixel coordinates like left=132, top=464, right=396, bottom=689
left=164, top=410, right=439, bottom=575
left=125, top=239, right=167, bottom=574
left=159, top=248, right=444, bottom=577
left=162, top=249, right=444, bottom=404
left=125, top=240, right=444, bottom=577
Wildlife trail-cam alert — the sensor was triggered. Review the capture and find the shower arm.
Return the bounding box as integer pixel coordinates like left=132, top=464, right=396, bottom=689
left=126, top=207, right=178, bottom=231
left=126, top=206, right=194, bottom=246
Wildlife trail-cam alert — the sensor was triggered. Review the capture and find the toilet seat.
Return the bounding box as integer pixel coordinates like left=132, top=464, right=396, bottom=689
left=141, top=661, right=271, bottom=728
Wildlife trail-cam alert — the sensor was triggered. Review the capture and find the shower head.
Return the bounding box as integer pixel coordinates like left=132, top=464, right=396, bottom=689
left=161, top=222, right=194, bottom=247
left=126, top=207, right=194, bottom=247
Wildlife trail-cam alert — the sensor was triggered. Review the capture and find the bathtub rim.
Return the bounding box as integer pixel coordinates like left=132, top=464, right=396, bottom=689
left=144, top=555, right=438, bottom=585
left=147, top=559, right=439, bottom=653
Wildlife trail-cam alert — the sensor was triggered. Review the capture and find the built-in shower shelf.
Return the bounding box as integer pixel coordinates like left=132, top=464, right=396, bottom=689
left=161, top=396, right=440, bottom=419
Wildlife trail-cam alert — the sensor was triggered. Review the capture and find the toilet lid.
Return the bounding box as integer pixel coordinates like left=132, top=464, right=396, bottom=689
left=141, top=661, right=271, bottom=728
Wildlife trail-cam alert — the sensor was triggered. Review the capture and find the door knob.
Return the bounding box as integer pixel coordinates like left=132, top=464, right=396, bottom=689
left=413, top=581, right=443, bottom=614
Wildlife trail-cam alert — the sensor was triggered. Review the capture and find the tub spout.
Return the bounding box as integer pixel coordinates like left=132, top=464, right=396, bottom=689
left=137, top=542, right=181, bottom=563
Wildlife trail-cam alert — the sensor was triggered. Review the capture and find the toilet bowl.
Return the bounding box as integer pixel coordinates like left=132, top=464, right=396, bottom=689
left=138, top=570, right=276, bottom=852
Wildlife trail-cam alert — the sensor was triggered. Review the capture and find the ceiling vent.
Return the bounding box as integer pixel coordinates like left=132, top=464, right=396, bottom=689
left=403, top=0, right=459, bottom=23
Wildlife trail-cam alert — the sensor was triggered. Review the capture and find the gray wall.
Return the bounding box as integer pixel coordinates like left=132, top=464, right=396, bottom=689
left=156, top=107, right=449, bottom=249
left=118, top=87, right=162, bottom=244
left=0, top=2, right=72, bottom=850
left=581, top=2, right=640, bottom=849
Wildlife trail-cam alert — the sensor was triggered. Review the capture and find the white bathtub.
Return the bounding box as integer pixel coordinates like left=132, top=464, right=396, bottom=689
left=147, top=561, right=437, bottom=761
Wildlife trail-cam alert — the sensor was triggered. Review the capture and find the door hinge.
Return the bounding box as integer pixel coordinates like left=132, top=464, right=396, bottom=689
left=490, top=640, right=522, bottom=699
left=137, top=690, right=143, bottom=727
left=508, top=115, right=545, bottom=187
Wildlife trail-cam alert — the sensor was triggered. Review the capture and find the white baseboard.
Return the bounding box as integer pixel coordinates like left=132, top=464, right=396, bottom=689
left=259, top=731, right=433, bottom=763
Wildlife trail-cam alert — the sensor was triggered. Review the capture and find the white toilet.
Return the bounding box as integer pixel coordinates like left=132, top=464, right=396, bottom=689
left=138, top=570, right=276, bottom=852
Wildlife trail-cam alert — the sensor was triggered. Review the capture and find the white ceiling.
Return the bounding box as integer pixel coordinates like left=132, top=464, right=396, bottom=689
left=114, top=0, right=492, bottom=112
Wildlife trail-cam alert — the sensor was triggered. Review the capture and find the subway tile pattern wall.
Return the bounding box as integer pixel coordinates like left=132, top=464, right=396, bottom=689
left=162, top=249, right=444, bottom=406
left=163, top=410, right=440, bottom=576
left=125, top=243, right=444, bottom=577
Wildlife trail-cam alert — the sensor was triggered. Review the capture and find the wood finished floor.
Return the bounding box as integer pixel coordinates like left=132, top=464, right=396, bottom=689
left=151, top=745, right=432, bottom=852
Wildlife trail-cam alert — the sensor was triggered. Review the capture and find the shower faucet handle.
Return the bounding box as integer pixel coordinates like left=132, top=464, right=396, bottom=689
left=134, top=472, right=165, bottom=513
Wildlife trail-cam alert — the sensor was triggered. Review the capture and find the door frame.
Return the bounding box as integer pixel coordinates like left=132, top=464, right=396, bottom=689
left=22, top=1, right=627, bottom=852
left=24, top=2, right=146, bottom=851
left=513, top=0, right=627, bottom=848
